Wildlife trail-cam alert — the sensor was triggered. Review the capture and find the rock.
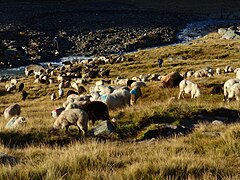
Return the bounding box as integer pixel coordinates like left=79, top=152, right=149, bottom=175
left=218, top=27, right=240, bottom=40
left=140, top=125, right=191, bottom=140
left=0, top=153, right=19, bottom=166
left=212, top=120, right=224, bottom=125
left=90, top=121, right=115, bottom=137
left=4, top=103, right=21, bottom=120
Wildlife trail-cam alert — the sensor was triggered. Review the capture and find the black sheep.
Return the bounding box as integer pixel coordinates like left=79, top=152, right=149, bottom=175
left=22, top=90, right=29, bottom=100
left=210, top=86, right=223, bottom=95
left=18, top=83, right=24, bottom=92
left=66, top=90, right=78, bottom=97
left=80, top=101, right=110, bottom=125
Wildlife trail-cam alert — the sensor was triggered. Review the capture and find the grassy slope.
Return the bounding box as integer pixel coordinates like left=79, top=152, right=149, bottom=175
left=0, top=32, right=240, bottom=178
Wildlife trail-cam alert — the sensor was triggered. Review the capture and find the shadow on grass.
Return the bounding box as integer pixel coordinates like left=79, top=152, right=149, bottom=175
left=0, top=129, right=85, bottom=149
left=117, top=108, right=240, bottom=140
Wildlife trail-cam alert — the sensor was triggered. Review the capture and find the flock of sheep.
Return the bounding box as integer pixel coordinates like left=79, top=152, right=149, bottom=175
left=180, top=66, right=240, bottom=101
left=2, top=56, right=240, bottom=135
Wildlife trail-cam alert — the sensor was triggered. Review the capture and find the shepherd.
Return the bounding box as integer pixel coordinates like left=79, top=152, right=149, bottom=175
left=158, top=57, right=163, bottom=68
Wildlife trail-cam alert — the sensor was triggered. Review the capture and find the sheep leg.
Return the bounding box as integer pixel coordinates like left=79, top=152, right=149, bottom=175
left=78, top=126, right=85, bottom=136
left=65, top=125, right=70, bottom=134
left=178, top=90, right=184, bottom=99
left=178, top=91, right=182, bottom=99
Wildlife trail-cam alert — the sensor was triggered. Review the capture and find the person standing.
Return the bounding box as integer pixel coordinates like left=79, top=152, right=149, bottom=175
left=158, top=57, right=163, bottom=68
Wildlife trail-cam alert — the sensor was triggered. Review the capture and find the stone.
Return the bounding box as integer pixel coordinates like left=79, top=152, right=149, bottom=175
left=212, top=120, right=224, bottom=125
left=90, top=121, right=115, bottom=136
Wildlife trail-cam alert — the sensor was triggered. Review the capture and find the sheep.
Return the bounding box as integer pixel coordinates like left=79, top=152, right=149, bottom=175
left=139, top=74, right=151, bottom=82
left=127, top=80, right=136, bottom=87
left=224, top=66, right=234, bottom=73
left=64, top=94, right=91, bottom=108
left=130, top=81, right=146, bottom=88
left=18, top=83, right=24, bottom=92
left=228, top=83, right=240, bottom=101
left=58, top=88, right=64, bottom=98
left=94, top=85, right=115, bottom=95
left=178, top=80, right=200, bottom=99
left=186, top=70, right=194, bottom=78
left=210, top=86, right=223, bottom=95
left=149, top=74, right=161, bottom=81
left=65, top=102, right=81, bottom=110
left=130, top=86, right=142, bottom=105
left=66, top=90, right=78, bottom=97
left=10, top=79, right=18, bottom=85
left=53, top=109, right=89, bottom=136
left=22, top=90, right=29, bottom=100
left=91, top=89, right=131, bottom=110
left=234, top=68, right=240, bottom=79
left=51, top=93, right=56, bottom=101
left=6, top=84, right=16, bottom=92
left=5, top=116, right=27, bottom=129
left=4, top=103, right=21, bottom=119
left=116, top=78, right=128, bottom=86
left=59, top=82, right=65, bottom=89
left=96, top=80, right=104, bottom=86
left=223, top=78, right=240, bottom=101
left=193, top=70, right=204, bottom=78
left=79, top=101, right=110, bottom=125
left=216, top=68, right=222, bottom=75
left=51, top=107, right=65, bottom=118
left=100, top=69, right=110, bottom=77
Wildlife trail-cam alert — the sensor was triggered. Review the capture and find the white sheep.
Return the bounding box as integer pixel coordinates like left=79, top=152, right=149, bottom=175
left=5, top=116, right=27, bottom=129
left=94, top=85, right=114, bottom=95
left=4, top=103, right=21, bottom=119
left=216, top=68, right=222, bottom=75
left=95, top=80, right=104, bottom=86
left=130, top=81, right=146, bottom=88
left=227, top=83, right=240, bottom=101
left=178, top=80, right=200, bottom=99
left=130, top=86, right=142, bottom=105
left=223, top=78, right=240, bottom=101
left=53, top=109, right=89, bottom=136
left=10, top=79, right=18, bottom=85
left=6, top=84, right=16, bottom=92
left=51, top=93, right=56, bottom=101
left=234, top=68, right=240, bottom=79
left=58, top=88, right=64, bottom=98
left=91, top=89, right=131, bottom=110
left=186, top=70, right=194, bottom=78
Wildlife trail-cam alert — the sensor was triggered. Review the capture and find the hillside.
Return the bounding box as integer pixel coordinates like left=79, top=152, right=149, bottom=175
left=0, top=31, right=240, bottom=178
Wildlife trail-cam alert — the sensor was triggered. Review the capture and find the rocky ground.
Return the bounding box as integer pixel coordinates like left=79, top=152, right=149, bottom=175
left=0, top=1, right=197, bottom=68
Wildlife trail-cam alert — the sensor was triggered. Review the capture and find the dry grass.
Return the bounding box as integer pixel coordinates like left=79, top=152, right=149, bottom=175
left=0, top=32, right=240, bottom=178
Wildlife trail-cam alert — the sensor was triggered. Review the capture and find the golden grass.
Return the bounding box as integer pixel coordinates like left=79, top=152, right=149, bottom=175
left=0, top=32, right=240, bottom=178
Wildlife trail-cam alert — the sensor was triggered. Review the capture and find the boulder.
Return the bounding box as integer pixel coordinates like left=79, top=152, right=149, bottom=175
left=218, top=27, right=240, bottom=40
left=4, top=103, right=21, bottom=119
left=140, top=125, right=191, bottom=140
left=90, top=121, right=115, bottom=137
left=0, top=153, right=19, bottom=166
left=160, top=71, right=183, bottom=88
